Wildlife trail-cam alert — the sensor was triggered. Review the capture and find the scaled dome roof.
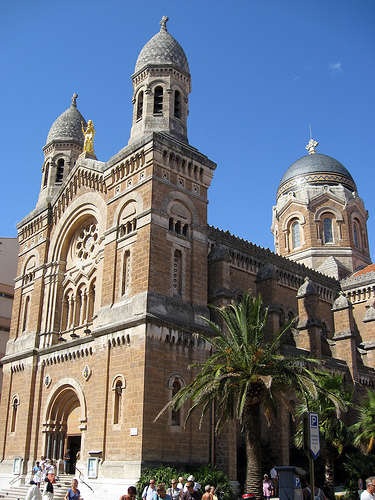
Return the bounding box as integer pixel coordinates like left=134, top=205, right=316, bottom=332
left=46, top=94, right=87, bottom=146
left=134, top=16, right=189, bottom=75
left=277, top=140, right=356, bottom=198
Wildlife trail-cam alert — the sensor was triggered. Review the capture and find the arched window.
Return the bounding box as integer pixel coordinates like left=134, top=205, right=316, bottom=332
left=353, top=220, right=361, bottom=249
left=43, top=163, right=49, bottom=187
left=137, top=91, right=143, bottom=120
left=154, top=86, right=163, bottom=114
left=171, top=379, right=182, bottom=426
left=113, top=380, right=123, bottom=425
left=22, top=296, right=30, bottom=332
left=174, top=90, right=181, bottom=118
left=56, top=159, right=64, bottom=183
left=292, top=221, right=300, bottom=249
left=323, top=217, right=333, bottom=243
left=11, top=396, right=19, bottom=433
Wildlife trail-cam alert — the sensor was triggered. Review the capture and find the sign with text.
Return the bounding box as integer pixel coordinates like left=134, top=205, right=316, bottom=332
left=309, top=412, right=320, bottom=459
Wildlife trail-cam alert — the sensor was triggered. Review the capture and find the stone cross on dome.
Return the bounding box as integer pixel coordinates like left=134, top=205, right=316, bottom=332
left=306, top=138, right=319, bottom=154
left=160, top=15, right=169, bottom=32
left=71, top=93, right=78, bottom=108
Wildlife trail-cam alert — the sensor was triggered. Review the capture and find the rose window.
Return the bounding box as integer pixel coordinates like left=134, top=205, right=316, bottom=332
left=75, top=223, right=98, bottom=260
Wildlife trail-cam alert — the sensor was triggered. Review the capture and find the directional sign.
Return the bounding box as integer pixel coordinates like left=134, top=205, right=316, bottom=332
left=309, top=412, right=320, bottom=459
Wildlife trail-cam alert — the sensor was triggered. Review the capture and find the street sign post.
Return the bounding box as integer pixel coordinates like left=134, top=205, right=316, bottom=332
left=309, top=412, right=320, bottom=459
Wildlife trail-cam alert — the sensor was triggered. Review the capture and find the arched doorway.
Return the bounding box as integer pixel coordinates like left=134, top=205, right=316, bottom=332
left=43, top=381, right=86, bottom=473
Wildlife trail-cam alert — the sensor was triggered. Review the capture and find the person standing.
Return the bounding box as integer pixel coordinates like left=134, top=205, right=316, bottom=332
left=64, top=478, right=81, bottom=500
left=177, top=478, right=185, bottom=492
left=181, top=482, right=200, bottom=500
left=25, top=481, right=42, bottom=500
left=120, top=486, right=137, bottom=500
left=42, top=477, right=54, bottom=500
left=270, top=467, right=278, bottom=497
left=153, top=484, right=171, bottom=500
left=64, top=450, right=70, bottom=474
left=33, top=462, right=42, bottom=489
left=167, top=479, right=181, bottom=500
left=142, top=479, right=158, bottom=500
left=201, top=486, right=213, bottom=500
left=360, top=480, right=375, bottom=500
left=263, top=474, right=273, bottom=500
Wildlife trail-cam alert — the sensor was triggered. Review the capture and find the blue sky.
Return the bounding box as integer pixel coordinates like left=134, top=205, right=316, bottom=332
left=1, top=0, right=374, bottom=260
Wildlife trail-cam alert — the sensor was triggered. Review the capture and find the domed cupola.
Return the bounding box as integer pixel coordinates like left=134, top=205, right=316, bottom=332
left=272, top=138, right=371, bottom=279
left=38, top=94, right=87, bottom=207
left=129, top=16, right=191, bottom=145
left=277, top=139, right=356, bottom=199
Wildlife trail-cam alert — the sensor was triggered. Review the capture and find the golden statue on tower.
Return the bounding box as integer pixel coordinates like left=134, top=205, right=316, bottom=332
left=82, top=120, right=96, bottom=155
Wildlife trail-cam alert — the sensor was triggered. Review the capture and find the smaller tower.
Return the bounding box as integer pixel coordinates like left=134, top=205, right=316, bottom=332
left=272, top=139, right=371, bottom=278
left=37, top=94, right=86, bottom=207
left=129, top=16, right=191, bottom=145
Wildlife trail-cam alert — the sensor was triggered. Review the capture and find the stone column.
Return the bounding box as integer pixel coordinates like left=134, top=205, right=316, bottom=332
left=332, top=293, right=357, bottom=381
left=255, top=265, right=280, bottom=341
left=296, top=277, right=322, bottom=358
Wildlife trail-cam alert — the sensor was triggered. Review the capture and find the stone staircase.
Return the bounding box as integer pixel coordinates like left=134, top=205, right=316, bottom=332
left=0, top=475, right=74, bottom=500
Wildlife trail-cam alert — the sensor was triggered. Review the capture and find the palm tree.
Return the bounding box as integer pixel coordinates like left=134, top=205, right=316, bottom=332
left=294, top=374, right=352, bottom=499
left=156, top=292, right=331, bottom=498
left=351, top=389, right=375, bottom=454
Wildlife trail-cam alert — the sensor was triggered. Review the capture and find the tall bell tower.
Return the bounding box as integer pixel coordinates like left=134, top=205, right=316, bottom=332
left=129, top=16, right=191, bottom=145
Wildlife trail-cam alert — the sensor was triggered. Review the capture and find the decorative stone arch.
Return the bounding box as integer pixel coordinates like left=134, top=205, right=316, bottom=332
left=112, top=191, right=144, bottom=229
left=111, top=374, right=126, bottom=391
left=282, top=211, right=305, bottom=251
left=49, top=195, right=106, bottom=263
left=314, top=205, right=344, bottom=222
left=42, top=378, right=87, bottom=461
left=161, top=191, right=199, bottom=227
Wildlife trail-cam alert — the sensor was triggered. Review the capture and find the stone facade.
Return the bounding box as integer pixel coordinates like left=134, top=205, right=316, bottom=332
left=0, top=18, right=375, bottom=500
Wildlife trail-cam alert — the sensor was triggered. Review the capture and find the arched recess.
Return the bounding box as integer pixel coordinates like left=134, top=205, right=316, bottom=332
left=314, top=206, right=344, bottom=222
left=42, top=196, right=106, bottom=342
left=43, top=379, right=87, bottom=462
left=282, top=212, right=305, bottom=251
left=314, top=206, right=344, bottom=244
left=161, top=191, right=199, bottom=227
left=167, top=374, right=186, bottom=428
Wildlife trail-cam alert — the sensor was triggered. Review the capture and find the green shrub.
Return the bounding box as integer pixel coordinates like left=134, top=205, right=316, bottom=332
left=136, top=464, right=234, bottom=500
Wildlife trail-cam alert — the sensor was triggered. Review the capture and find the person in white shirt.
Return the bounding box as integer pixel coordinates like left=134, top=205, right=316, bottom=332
left=360, top=480, right=375, bottom=500
left=142, top=479, right=157, bottom=500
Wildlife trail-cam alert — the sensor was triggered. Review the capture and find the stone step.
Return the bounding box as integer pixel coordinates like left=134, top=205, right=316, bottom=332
left=0, top=476, right=74, bottom=500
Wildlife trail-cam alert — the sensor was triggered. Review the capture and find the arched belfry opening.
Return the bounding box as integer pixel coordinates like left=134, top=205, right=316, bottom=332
left=43, top=382, right=86, bottom=471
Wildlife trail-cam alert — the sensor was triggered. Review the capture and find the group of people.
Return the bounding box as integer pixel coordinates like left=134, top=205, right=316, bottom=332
left=31, top=458, right=57, bottom=488
left=120, top=476, right=219, bottom=500
left=26, top=477, right=82, bottom=500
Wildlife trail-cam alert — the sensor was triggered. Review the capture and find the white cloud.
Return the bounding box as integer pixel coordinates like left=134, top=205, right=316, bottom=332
left=328, top=62, right=342, bottom=75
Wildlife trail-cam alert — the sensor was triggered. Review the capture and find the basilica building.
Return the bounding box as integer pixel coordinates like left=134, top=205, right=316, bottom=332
left=0, top=17, right=374, bottom=499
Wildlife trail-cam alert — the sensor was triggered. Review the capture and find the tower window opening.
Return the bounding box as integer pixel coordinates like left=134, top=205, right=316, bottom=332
left=113, top=380, right=123, bottom=424
left=43, top=163, right=49, bottom=188
left=22, top=295, right=30, bottom=333
left=154, top=86, right=163, bottom=114
left=292, top=221, right=300, bottom=249
left=323, top=217, right=333, bottom=243
left=171, top=379, right=182, bottom=426
left=174, top=90, right=181, bottom=118
left=122, top=251, right=130, bottom=296
left=137, top=91, right=143, bottom=120
left=56, top=159, right=64, bottom=183
left=353, top=221, right=360, bottom=248
left=11, top=396, right=19, bottom=433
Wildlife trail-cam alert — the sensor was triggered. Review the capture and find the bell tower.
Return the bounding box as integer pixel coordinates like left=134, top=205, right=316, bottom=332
left=37, top=93, right=86, bottom=208
left=129, top=16, right=191, bottom=145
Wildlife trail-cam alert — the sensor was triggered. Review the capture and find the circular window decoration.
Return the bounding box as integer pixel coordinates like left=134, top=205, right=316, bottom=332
left=75, top=223, right=98, bottom=261
left=83, top=365, right=91, bottom=381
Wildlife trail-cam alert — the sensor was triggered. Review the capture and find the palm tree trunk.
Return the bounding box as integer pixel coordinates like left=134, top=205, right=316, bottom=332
left=324, top=444, right=336, bottom=500
left=244, top=403, right=263, bottom=499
